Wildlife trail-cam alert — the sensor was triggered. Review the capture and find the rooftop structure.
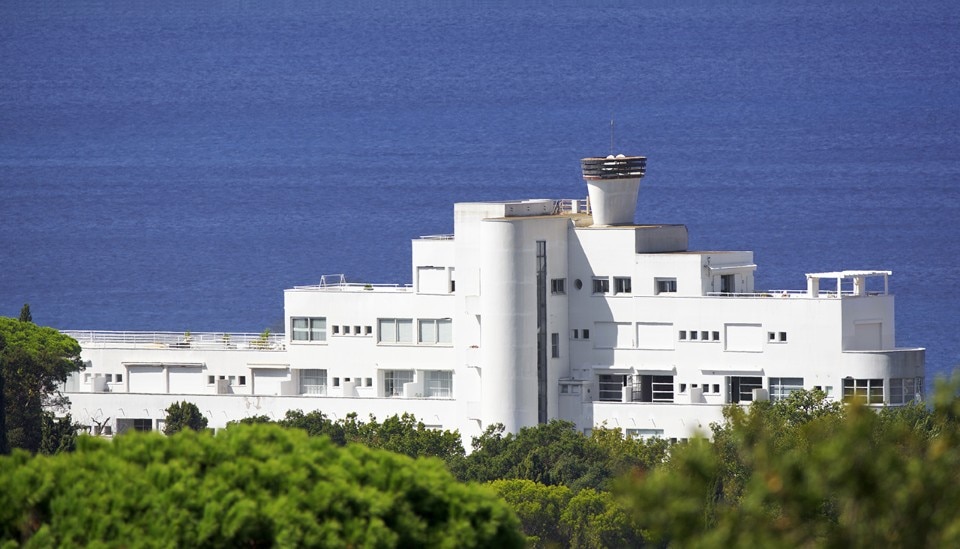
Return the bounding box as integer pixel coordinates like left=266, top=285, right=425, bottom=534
left=63, top=155, right=925, bottom=442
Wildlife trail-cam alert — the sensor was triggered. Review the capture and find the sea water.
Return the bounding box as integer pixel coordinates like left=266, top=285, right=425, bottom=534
left=1, top=1, right=958, bottom=381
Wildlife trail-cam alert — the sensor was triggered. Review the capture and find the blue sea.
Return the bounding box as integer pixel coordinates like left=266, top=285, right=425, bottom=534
left=2, top=1, right=958, bottom=382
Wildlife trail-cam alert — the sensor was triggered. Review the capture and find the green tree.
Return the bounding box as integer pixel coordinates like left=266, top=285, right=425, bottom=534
left=163, top=400, right=209, bottom=435
left=456, top=420, right=613, bottom=491
left=0, top=317, right=83, bottom=453
left=490, top=479, right=571, bottom=547
left=624, top=383, right=960, bottom=547
left=17, top=304, right=31, bottom=323
left=561, top=488, right=642, bottom=548
left=0, top=424, right=524, bottom=547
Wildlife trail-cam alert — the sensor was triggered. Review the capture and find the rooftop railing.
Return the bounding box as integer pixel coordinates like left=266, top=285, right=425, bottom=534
left=706, top=290, right=887, bottom=299
left=290, top=273, right=413, bottom=292
left=62, top=330, right=286, bottom=350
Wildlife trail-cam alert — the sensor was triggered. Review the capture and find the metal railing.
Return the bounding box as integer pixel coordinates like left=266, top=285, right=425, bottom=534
left=292, top=274, right=413, bottom=292
left=706, top=290, right=886, bottom=299
left=61, top=330, right=286, bottom=350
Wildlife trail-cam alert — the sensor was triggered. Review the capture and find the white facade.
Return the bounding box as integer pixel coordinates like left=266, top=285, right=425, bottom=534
left=63, top=155, right=925, bottom=443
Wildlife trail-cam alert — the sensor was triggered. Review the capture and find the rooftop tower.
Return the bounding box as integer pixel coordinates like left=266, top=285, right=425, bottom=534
left=580, top=154, right=647, bottom=226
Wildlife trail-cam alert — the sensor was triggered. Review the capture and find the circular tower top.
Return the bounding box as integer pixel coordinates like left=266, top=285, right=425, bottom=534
left=580, top=155, right=647, bottom=180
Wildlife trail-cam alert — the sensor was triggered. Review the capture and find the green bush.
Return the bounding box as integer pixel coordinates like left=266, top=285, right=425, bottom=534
left=0, top=424, right=524, bottom=548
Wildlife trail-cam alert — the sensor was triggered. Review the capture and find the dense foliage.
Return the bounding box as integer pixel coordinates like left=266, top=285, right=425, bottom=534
left=625, top=383, right=960, bottom=547
left=0, top=314, right=83, bottom=454
left=163, top=400, right=209, bottom=435
left=0, top=424, right=524, bottom=548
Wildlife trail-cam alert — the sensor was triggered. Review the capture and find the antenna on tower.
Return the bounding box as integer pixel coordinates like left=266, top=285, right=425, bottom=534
left=609, top=118, right=615, bottom=155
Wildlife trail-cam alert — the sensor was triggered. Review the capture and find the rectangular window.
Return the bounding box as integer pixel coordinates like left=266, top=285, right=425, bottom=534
left=299, top=369, right=327, bottom=395
left=679, top=330, right=687, bottom=340
left=365, top=377, right=372, bottom=387
left=237, top=375, right=246, bottom=386
left=332, top=325, right=340, bottom=335
left=551, top=278, right=566, bottom=295
left=728, top=376, right=763, bottom=403
left=592, top=277, right=610, bottom=294
left=843, top=378, right=884, bottom=404
left=105, top=374, right=113, bottom=383
left=572, top=329, right=580, bottom=339
left=551, top=333, right=560, bottom=358
left=598, top=374, right=627, bottom=402
left=207, top=375, right=215, bottom=385
left=712, top=331, right=720, bottom=341
left=720, top=274, right=735, bottom=293
left=425, top=370, right=453, bottom=398
left=769, top=377, right=803, bottom=402
left=378, top=318, right=414, bottom=344
left=383, top=370, right=414, bottom=397
left=115, top=373, right=123, bottom=383
left=582, top=329, right=590, bottom=339
left=418, top=318, right=453, bottom=345
left=690, top=330, right=698, bottom=341
left=614, top=277, right=632, bottom=294
left=132, top=419, right=152, bottom=432
left=364, top=326, right=372, bottom=335
left=779, top=332, right=788, bottom=342
left=700, top=330, right=709, bottom=341
left=632, top=375, right=675, bottom=403
left=655, top=278, right=677, bottom=294
left=291, top=317, right=327, bottom=342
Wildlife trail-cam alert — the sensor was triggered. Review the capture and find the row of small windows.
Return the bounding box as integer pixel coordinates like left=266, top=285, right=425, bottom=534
left=291, top=317, right=452, bottom=345
left=83, top=373, right=123, bottom=384
left=592, top=375, right=922, bottom=405
left=298, top=369, right=453, bottom=398
left=549, top=277, right=677, bottom=295
left=679, top=330, right=721, bottom=342
left=207, top=375, right=247, bottom=386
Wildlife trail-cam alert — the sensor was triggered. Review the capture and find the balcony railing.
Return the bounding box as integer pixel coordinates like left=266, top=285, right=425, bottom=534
left=61, top=330, right=286, bottom=350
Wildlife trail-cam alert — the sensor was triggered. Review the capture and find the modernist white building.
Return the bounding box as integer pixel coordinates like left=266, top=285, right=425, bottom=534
left=63, top=155, right=925, bottom=442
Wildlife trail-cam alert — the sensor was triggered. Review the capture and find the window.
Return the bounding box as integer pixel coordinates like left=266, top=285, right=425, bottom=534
left=582, top=329, right=590, bottom=339
left=592, top=277, right=610, bottom=294
left=207, top=375, right=215, bottom=385
left=364, top=326, right=372, bottom=335
left=690, top=330, right=698, bottom=341
left=333, top=325, right=340, bottom=335
left=625, top=428, right=665, bottom=441
left=551, top=278, right=566, bottom=295
left=598, top=374, right=627, bottom=402
left=679, top=383, right=687, bottom=393
left=237, top=375, right=246, bottom=386
left=843, top=378, right=884, bottom=404
left=300, top=369, right=327, bottom=395
left=769, top=377, right=803, bottom=402
left=700, top=331, right=709, bottom=341
left=342, top=325, right=350, bottom=335
left=551, top=333, right=560, bottom=358
left=768, top=331, right=788, bottom=343
left=632, top=375, right=675, bottom=402
left=655, top=278, right=677, bottom=294
left=333, top=377, right=340, bottom=387
left=378, top=318, right=414, bottom=343
left=425, top=371, right=453, bottom=398
left=115, top=373, right=123, bottom=383
left=614, top=277, right=632, bottom=294
left=721, top=274, right=735, bottom=293
left=779, top=332, right=787, bottom=342
left=105, top=374, right=113, bottom=383
left=418, top=318, right=453, bottom=345
left=679, top=330, right=687, bottom=340
left=889, top=377, right=923, bottom=404
left=383, top=370, right=414, bottom=397
left=365, top=377, right=372, bottom=387
left=560, top=383, right=581, bottom=395
left=728, top=376, right=763, bottom=403
left=292, top=317, right=326, bottom=342
left=572, top=329, right=580, bottom=339
left=712, top=331, right=720, bottom=341
left=132, top=418, right=152, bottom=432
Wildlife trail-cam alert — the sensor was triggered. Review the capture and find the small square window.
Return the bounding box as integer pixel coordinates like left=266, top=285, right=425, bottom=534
left=655, top=278, right=677, bottom=294
left=712, top=331, right=720, bottom=341
left=365, top=377, right=372, bottom=387
left=208, top=375, right=215, bottom=385
left=105, top=374, right=113, bottom=383
left=354, top=326, right=361, bottom=335
left=84, top=373, right=92, bottom=383
left=238, top=376, right=246, bottom=386
left=343, top=325, right=350, bottom=335
left=333, top=326, right=341, bottom=335
left=228, top=376, right=236, bottom=385
left=592, top=277, right=610, bottom=294
left=713, top=384, right=720, bottom=393
left=219, top=375, right=226, bottom=380
left=779, top=332, right=787, bottom=342
left=116, top=373, right=123, bottom=383
left=365, top=326, right=372, bottom=335
left=700, top=331, right=708, bottom=341
left=582, top=329, right=590, bottom=339
left=614, top=277, right=632, bottom=294
left=690, top=331, right=698, bottom=340
left=679, top=330, right=687, bottom=340
left=768, top=331, right=776, bottom=341
left=551, top=278, right=566, bottom=295
left=679, top=383, right=687, bottom=392
left=572, top=329, right=580, bottom=339
left=333, top=377, right=340, bottom=387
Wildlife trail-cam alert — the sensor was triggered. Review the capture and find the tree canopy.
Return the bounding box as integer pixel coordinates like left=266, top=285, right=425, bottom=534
left=163, top=400, right=209, bottom=435
left=0, top=423, right=524, bottom=547
left=0, top=315, right=83, bottom=454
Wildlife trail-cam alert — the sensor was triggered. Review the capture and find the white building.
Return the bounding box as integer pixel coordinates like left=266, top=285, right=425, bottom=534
left=63, top=155, right=925, bottom=442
